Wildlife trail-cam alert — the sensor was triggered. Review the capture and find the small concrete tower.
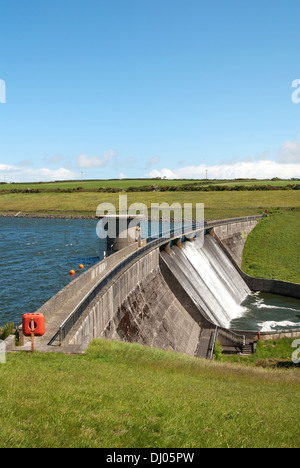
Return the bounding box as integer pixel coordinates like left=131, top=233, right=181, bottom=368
left=97, top=214, right=146, bottom=258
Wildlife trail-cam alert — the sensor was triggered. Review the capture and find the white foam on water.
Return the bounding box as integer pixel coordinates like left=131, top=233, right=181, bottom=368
left=256, top=303, right=300, bottom=313
left=257, top=320, right=300, bottom=332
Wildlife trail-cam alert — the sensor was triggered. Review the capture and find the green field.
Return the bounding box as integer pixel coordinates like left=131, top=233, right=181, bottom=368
left=0, top=178, right=199, bottom=191
left=1, top=177, right=300, bottom=188
left=1, top=189, right=300, bottom=220
left=0, top=178, right=300, bottom=195
left=0, top=339, right=299, bottom=448
left=1, top=178, right=300, bottom=221
left=242, top=211, right=300, bottom=283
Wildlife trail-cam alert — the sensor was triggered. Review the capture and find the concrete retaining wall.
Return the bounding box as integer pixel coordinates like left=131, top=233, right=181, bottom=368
left=212, top=219, right=258, bottom=267
left=213, top=232, right=300, bottom=300
left=259, top=329, right=300, bottom=341
left=240, top=275, right=300, bottom=300
left=67, top=248, right=202, bottom=356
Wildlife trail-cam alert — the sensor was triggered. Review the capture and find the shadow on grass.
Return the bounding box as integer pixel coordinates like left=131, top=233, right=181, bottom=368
left=255, top=358, right=300, bottom=369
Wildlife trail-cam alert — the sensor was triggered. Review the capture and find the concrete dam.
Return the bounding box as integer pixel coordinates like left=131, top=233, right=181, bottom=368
left=8, top=216, right=300, bottom=358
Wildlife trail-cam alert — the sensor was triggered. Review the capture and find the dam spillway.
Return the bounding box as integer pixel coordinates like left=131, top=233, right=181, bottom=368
left=6, top=215, right=300, bottom=356
left=161, top=235, right=250, bottom=329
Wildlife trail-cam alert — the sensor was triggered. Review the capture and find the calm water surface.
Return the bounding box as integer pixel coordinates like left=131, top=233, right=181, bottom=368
left=0, top=217, right=187, bottom=327
left=0, top=218, right=99, bottom=326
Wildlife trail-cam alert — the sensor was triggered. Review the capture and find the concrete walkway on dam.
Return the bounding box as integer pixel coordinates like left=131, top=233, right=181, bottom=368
left=8, top=242, right=142, bottom=354
left=7, top=214, right=300, bottom=358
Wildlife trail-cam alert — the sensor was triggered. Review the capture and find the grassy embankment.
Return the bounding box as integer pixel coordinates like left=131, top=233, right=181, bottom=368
left=242, top=211, right=300, bottom=283
left=0, top=338, right=299, bottom=448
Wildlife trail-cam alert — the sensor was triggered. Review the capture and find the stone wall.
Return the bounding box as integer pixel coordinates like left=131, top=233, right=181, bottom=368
left=67, top=248, right=202, bottom=356
left=212, top=219, right=258, bottom=267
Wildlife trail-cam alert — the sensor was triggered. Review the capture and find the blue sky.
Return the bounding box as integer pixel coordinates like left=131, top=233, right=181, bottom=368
left=0, top=0, right=299, bottom=182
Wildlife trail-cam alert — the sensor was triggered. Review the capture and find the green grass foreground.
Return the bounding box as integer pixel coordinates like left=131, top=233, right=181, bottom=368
left=242, top=211, right=300, bottom=283
left=1, top=339, right=299, bottom=448
left=222, top=338, right=300, bottom=368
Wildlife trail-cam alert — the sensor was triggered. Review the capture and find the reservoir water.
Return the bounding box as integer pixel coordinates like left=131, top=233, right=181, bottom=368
left=0, top=217, right=178, bottom=327
left=0, top=217, right=99, bottom=326
left=1, top=217, right=300, bottom=333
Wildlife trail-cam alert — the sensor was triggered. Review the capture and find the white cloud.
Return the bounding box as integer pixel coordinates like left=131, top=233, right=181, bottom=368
left=150, top=168, right=178, bottom=179
left=149, top=137, right=300, bottom=180
left=0, top=164, right=17, bottom=171
left=149, top=160, right=300, bottom=180
left=77, top=149, right=117, bottom=169
left=0, top=165, right=76, bottom=183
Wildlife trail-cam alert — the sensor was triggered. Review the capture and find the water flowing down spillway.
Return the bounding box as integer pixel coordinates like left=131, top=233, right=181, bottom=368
left=161, top=236, right=250, bottom=328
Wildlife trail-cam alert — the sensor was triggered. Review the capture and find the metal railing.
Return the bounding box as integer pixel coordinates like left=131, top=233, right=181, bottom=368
left=209, top=326, right=219, bottom=360
left=218, top=328, right=246, bottom=348
left=54, top=215, right=263, bottom=345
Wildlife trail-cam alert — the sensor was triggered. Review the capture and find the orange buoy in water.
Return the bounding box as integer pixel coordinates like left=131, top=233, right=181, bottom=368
left=79, top=264, right=84, bottom=269
left=70, top=269, right=76, bottom=275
